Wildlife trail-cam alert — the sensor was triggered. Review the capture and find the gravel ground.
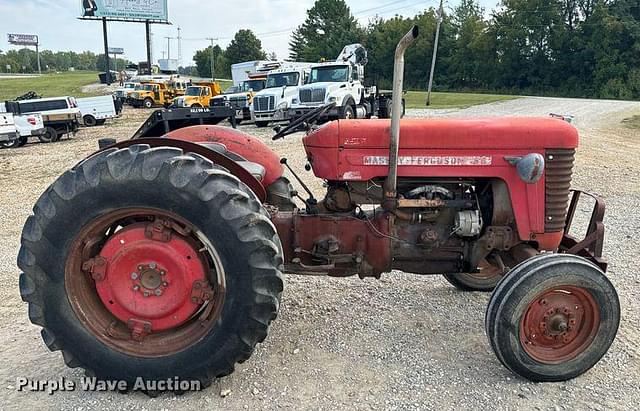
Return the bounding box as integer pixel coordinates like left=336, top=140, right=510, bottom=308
left=0, top=97, right=639, bottom=410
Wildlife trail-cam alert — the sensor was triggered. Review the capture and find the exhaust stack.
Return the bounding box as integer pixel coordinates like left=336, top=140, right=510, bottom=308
left=383, top=25, right=419, bottom=207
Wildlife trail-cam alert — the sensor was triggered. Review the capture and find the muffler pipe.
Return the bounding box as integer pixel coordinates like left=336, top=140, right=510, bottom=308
left=383, top=25, right=419, bottom=208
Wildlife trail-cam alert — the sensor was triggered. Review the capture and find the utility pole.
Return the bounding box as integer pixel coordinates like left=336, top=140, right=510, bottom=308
left=164, top=36, right=174, bottom=60
left=177, top=27, right=182, bottom=67
left=426, top=0, right=444, bottom=106
left=206, top=37, right=218, bottom=80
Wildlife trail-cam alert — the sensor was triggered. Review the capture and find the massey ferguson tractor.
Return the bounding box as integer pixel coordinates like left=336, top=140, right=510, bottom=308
left=18, top=27, right=619, bottom=391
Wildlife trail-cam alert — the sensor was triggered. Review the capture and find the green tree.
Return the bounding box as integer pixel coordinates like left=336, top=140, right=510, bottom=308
left=448, top=0, right=488, bottom=89
left=193, top=44, right=229, bottom=78
left=289, top=0, right=364, bottom=62
left=224, top=29, right=267, bottom=64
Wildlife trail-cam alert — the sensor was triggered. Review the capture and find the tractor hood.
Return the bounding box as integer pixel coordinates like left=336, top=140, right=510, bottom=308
left=304, top=118, right=578, bottom=149
left=303, top=117, right=578, bottom=181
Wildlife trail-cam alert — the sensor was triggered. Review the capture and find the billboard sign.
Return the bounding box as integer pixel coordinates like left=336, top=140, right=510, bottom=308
left=108, top=47, right=125, bottom=55
left=80, top=0, right=168, bottom=22
left=7, top=33, right=39, bottom=46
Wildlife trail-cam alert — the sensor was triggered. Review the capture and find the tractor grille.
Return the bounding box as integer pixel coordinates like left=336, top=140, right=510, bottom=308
left=545, top=149, right=576, bottom=232
left=229, top=96, right=248, bottom=109
left=254, top=96, right=275, bottom=112
left=300, top=88, right=326, bottom=103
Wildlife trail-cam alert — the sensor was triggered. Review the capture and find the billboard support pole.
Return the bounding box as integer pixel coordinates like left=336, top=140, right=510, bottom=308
left=146, top=20, right=152, bottom=75
left=102, top=17, right=111, bottom=85
left=36, top=40, right=41, bottom=75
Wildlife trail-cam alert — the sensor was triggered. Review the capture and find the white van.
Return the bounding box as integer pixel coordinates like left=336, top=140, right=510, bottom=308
left=76, top=95, right=118, bottom=127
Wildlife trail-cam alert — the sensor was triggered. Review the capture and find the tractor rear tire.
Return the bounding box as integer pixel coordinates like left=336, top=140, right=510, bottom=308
left=18, top=145, right=284, bottom=392
left=485, top=254, right=619, bottom=382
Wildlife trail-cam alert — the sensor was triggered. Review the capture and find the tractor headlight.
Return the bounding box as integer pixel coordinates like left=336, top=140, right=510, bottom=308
left=328, top=96, right=338, bottom=103
left=292, top=98, right=299, bottom=105
left=277, top=101, right=288, bottom=110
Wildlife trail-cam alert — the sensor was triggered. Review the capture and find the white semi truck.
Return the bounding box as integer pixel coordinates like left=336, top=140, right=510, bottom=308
left=289, top=44, right=401, bottom=121
left=251, top=63, right=314, bottom=127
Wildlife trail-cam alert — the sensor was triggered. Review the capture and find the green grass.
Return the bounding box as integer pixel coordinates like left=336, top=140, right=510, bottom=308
left=622, top=115, right=640, bottom=129
left=404, top=91, right=518, bottom=109
left=0, top=71, right=101, bottom=100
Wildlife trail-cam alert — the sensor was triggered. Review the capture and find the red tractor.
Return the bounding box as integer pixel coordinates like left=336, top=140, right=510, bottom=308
left=19, top=27, right=618, bottom=390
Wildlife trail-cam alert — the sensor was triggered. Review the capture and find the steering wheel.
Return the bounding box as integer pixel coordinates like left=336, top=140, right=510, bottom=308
left=272, top=102, right=336, bottom=141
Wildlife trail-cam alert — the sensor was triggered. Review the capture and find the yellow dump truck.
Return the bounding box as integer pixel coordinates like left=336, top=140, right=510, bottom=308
left=130, top=82, right=175, bottom=108
left=171, top=82, right=222, bottom=108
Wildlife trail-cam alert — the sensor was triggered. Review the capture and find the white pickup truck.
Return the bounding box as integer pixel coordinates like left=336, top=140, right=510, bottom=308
left=0, top=107, right=45, bottom=149
left=251, top=64, right=314, bottom=127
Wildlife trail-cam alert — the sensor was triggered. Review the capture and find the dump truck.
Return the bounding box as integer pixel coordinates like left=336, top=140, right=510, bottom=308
left=171, top=82, right=222, bottom=108
left=130, top=82, right=174, bottom=108
left=18, top=26, right=619, bottom=394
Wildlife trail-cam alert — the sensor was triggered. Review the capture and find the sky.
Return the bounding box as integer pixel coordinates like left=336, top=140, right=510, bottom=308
left=0, top=0, right=500, bottom=66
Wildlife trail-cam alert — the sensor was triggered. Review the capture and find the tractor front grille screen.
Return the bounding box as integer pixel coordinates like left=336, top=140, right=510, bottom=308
left=545, top=149, right=576, bottom=232
left=254, top=96, right=275, bottom=112
left=300, top=88, right=326, bottom=103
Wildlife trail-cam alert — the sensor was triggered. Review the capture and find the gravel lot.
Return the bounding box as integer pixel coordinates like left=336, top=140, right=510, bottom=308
left=1, top=97, right=639, bottom=410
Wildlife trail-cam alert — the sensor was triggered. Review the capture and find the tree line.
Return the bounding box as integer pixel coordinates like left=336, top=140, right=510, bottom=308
left=194, top=0, right=639, bottom=100
left=287, top=0, right=640, bottom=99
left=0, top=48, right=131, bottom=74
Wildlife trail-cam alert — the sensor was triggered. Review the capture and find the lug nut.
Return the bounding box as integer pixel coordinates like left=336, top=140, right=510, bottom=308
left=162, top=281, right=168, bottom=287
left=133, top=285, right=140, bottom=291
left=160, top=270, right=166, bottom=276
left=131, top=272, right=139, bottom=280
left=149, top=262, right=157, bottom=269
left=143, top=292, right=150, bottom=297
left=138, top=265, right=143, bottom=270
left=154, top=289, right=162, bottom=296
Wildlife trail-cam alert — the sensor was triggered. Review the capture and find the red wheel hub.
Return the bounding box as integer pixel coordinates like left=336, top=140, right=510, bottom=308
left=520, top=285, right=600, bottom=364
left=94, top=223, right=208, bottom=332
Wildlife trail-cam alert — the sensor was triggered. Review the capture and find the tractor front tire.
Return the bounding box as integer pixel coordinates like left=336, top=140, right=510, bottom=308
left=18, top=145, right=284, bottom=391
left=485, top=254, right=619, bottom=382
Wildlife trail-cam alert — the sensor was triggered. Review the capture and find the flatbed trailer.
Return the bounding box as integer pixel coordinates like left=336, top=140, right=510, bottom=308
left=131, top=106, right=237, bottom=139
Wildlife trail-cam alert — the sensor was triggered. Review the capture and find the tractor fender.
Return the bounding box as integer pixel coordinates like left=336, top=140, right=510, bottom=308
left=78, top=137, right=268, bottom=202
left=163, top=125, right=284, bottom=187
